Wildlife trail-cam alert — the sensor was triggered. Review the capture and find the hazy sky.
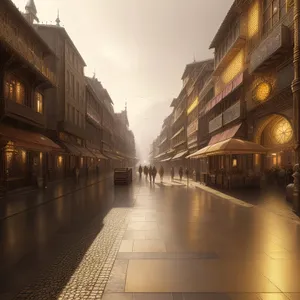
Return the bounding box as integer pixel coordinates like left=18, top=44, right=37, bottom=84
left=13, top=0, right=233, bottom=162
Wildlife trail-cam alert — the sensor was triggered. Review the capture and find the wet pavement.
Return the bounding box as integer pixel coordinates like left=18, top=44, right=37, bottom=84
left=1, top=175, right=300, bottom=299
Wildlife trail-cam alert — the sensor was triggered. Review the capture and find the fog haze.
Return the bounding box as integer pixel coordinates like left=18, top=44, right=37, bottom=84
left=13, top=0, right=233, bottom=162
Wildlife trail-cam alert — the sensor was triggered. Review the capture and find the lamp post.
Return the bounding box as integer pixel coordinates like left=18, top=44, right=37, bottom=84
left=292, top=0, right=300, bottom=215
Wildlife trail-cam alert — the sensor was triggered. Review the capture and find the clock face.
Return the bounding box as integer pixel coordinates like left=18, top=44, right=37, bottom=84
left=273, top=119, right=293, bottom=144
left=255, top=82, right=272, bottom=102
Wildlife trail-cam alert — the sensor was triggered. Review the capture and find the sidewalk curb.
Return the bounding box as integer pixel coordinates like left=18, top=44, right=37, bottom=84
left=0, top=175, right=113, bottom=222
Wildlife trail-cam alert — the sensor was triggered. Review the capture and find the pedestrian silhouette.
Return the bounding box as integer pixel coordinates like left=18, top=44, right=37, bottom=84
left=152, top=166, right=157, bottom=183
left=159, top=165, right=164, bottom=183
left=179, top=166, right=183, bottom=181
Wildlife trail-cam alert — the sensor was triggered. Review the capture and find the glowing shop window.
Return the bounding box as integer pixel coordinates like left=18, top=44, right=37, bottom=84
left=221, top=50, right=244, bottom=84
left=273, top=119, right=293, bottom=144
left=57, top=156, right=63, bottom=167
left=36, top=92, right=43, bottom=114
left=255, top=82, right=272, bottom=102
left=248, top=1, right=259, bottom=38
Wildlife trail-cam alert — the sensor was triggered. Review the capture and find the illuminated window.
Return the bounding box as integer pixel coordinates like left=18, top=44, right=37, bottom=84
left=255, top=82, right=272, bottom=102
left=263, top=0, right=286, bottom=34
left=187, top=97, right=199, bottom=115
left=5, top=75, right=25, bottom=104
left=57, top=156, right=63, bottom=167
left=273, top=119, right=293, bottom=144
left=221, top=50, right=244, bottom=84
left=35, top=92, right=43, bottom=114
left=248, top=2, right=259, bottom=38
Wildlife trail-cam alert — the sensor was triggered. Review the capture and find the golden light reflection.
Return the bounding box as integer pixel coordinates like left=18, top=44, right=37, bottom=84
left=232, top=158, right=237, bottom=167
left=255, top=82, right=271, bottom=102
left=39, top=152, right=43, bottom=163
left=273, top=119, right=293, bottom=144
left=36, top=92, right=43, bottom=114
left=248, top=1, right=259, bottom=38
left=221, top=49, right=244, bottom=84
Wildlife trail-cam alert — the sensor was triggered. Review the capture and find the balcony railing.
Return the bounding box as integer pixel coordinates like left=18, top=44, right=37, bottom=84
left=208, top=100, right=241, bottom=133
left=0, top=17, right=56, bottom=85
left=209, top=114, right=222, bottom=133
left=249, top=24, right=291, bottom=74
left=214, top=21, right=246, bottom=76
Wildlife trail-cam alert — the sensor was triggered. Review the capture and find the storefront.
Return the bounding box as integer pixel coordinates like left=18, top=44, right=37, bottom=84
left=0, top=125, right=62, bottom=190
left=188, top=138, right=267, bottom=189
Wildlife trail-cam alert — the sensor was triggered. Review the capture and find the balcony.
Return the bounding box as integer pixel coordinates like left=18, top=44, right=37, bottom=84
left=208, top=100, right=241, bottom=133
left=213, top=24, right=246, bottom=76
left=209, top=114, right=222, bottom=133
left=223, top=100, right=241, bottom=126
left=249, top=25, right=291, bottom=74
left=59, top=121, right=87, bottom=140
left=0, top=15, right=56, bottom=86
left=5, top=99, right=45, bottom=127
left=187, top=119, right=198, bottom=137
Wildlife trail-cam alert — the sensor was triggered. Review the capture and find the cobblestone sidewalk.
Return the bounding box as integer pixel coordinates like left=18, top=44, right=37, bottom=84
left=15, top=207, right=131, bottom=300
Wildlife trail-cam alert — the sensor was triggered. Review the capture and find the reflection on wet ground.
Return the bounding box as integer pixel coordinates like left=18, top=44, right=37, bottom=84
left=1, top=175, right=300, bottom=299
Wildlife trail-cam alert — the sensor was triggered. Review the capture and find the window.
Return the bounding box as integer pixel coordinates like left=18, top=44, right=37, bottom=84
left=263, top=0, right=286, bottom=34
left=76, top=81, right=79, bottom=101
left=35, top=92, right=43, bottom=114
left=72, top=107, right=75, bottom=123
left=67, top=71, right=70, bottom=92
left=5, top=75, right=25, bottom=104
left=71, top=74, right=75, bottom=97
left=76, top=110, right=79, bottom=125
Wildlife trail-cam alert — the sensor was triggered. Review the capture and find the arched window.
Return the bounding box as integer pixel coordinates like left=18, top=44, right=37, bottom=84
left=4, top=74, right=25, bottom=104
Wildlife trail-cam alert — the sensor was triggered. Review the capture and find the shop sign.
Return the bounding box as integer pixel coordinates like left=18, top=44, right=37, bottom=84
left=223, top=101, right=241, bottom=125
left=209, top=114, right=222, bottom=133
left=187, top=119, right=198, bottom=136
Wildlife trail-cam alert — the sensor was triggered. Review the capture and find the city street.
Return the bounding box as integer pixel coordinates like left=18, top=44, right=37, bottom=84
left=1, top=176, right=300, bottom=299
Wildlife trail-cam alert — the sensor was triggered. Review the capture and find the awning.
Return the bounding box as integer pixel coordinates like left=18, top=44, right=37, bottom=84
left=62, top=142, right=81, bottom=156
left=172, top=150, right=189, bottom=160
left=76, top=146, right=95, bottom=157
left=104, top=151, right=123, bottom=161
left=171, top=127, right=184, bottom=140
left=0, top=125, right=61, bottom=152
left=160, top=157, right=172, bottom=162
left=87, top=148, right=108, bottom=160
left=154, top=152, right=166, bottom=159
left=208, top=123, right=242, bottom=145
left=188, top=138, right=268, bottom=158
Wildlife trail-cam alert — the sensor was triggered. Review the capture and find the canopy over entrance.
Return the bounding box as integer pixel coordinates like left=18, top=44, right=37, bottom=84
left=187, top=138, right=268, bottom=158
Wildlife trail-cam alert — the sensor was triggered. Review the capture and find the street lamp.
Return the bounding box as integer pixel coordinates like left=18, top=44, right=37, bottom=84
left=292, top=0, right=300, bottom=215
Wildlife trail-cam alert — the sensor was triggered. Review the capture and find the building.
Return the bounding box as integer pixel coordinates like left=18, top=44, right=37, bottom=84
left=34, top=13, right=95, bottom=180
left=190, top=0, right=295, bottom=190
left=0, top=0, right=61, bottom=191
left=85, top=76, right=108, bottom=175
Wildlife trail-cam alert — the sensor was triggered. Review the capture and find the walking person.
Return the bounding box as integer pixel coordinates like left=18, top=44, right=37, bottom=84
left=149, top=166, right=153, bottom=182
left=159, top=165, right=164, bottom=183
left=152, top=166, right=157, bottom=183
left=138, top=165, right=143, bottom=179
left=179, top=166, right=183, bottom=181
left=170, top=166, right=174, bottom=181
left=144, top=166, right=149, bottom=180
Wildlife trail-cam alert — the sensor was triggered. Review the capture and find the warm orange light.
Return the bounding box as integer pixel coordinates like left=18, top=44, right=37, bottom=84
left=221, top=50, right=244, bottom=84
left=187, top=97, right=199, bottom=115
left=273, top=119, right=293, bottom=144
left=255, top=82, right=271, bottom=102
left=232, top=158, right=237, bottom=167
left=248, top=1, right=259, bottom=38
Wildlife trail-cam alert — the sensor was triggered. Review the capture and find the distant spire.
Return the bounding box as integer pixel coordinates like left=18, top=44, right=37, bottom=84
left=56, top=10, right=61, bottom=26
left=25, top=0, right=39, bottom=24
left=193, top=52, right=196, bottom=62
left=125, top=101, right=127, bottom=112
left=93, top=69, right=96, bottom=79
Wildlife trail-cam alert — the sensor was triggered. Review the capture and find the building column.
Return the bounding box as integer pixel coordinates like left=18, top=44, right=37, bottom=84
left=292, top=0, right=300, bottom=215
